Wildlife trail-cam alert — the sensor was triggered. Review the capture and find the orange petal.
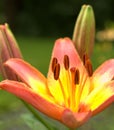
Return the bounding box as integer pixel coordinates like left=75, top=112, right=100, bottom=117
left=5, top=58, right=49, bottom=96
left=62, top=109, right=91, bottom=128
left=0, top=80, right=64, bottom=121
left=92, top=59, right=114, bottom=89
left=83, top=81, right=114, bottom=116
left=48, top=37, right=83, bottom=69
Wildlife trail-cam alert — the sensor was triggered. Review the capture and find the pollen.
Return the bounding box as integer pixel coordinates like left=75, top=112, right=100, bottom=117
left=111, top=76, right=114, bottom=80
left=64, top=55, right=69, bottom=70
left=70, top=67, right=80, bottom=85
left=85, top=60, right=93, bottom=76
left=75, top=69, right=80, bottom=85
left=83, top=53, right=93, bottom=76
left=53, top=63, right=60, bottom=80
left=52, top=57, right=58, bottom=72
left=83, top=53, right=89, bottom=65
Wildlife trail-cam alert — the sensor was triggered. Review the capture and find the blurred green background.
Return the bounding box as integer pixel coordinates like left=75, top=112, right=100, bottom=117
left=0, top=0, right=114, bottom=130
left=1, top=0, right=114, bottom=37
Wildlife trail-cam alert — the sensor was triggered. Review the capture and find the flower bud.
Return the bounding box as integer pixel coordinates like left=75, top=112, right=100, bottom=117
left=0, top=23, right=22, bottom=80
left=72, top=5, right=95, bottom=58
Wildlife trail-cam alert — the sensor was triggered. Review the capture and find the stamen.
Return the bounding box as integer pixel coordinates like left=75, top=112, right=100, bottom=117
left=83, top=53, right=93, bottom=76
left=58, top=79, right=68, bottom=107
left=111, top=76, right=114, bottom=80
left=83, top=53, right=89, bottom=65
left=74, top=69, right=80, bottom=84
left=52, top=57, right=58, bottom=72
left=85, top=59, right=93, bottom=77
left=63, top=55, right=69, bottom=70
left=53, top=63, right=60, bottom=80
left=70, top=67, right=76, bottom=110
left=70, top=67, right=76, bottom=79
left=70, top=68, right=80, bottom=85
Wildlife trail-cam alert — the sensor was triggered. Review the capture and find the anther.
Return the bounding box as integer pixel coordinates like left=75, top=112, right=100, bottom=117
left=70, top=67, right=76, bottom=73
left=74, top=69, right=80, bottom=84
left=85, top=59, right=93, bottom=77
left=53, top=63, right=60, bottom=80
left=83, top=53, right=89, bottom=65
left=63, top=55, right=69, bottom=70
left=52, top=57, right=58, bottom=72
left=70, top=67, right=80, bottom=85
left=111, top=76, right=114, bottom=80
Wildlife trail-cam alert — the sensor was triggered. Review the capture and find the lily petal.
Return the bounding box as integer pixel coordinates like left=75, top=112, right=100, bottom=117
left=5, top=58, right=50, bottom=98
left=83, top=81, right=114, bottom=116
left=62, top=109, right=91, bottom=128
left=92, top=59, right=114, bottom=89
left=0, top=80, right=64, bottom=121
left=49, top=37, right=82, bottom=68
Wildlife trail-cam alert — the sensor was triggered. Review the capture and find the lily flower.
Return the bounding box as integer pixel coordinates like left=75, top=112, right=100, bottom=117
left=0, top=37, right=114, bottom=129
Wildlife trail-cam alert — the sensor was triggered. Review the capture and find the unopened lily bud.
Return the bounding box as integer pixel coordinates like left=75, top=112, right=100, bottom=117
left=72, top=5, right=95, bottom=58
left=0, top=23, right=22, bottom=80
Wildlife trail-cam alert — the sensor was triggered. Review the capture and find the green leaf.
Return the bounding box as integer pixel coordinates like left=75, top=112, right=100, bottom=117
left=21, top=113, right=48, bottom=130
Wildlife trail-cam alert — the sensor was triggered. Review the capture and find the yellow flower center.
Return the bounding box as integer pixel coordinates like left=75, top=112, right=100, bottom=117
left=49, top=54, right=93, bottom=112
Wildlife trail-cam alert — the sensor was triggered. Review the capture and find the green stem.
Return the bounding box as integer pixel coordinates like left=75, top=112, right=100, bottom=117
left=22, top=101, right=54, bottom=130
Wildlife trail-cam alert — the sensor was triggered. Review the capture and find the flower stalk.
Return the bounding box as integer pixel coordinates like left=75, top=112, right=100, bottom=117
left=23, top=101, right=55, bottom=130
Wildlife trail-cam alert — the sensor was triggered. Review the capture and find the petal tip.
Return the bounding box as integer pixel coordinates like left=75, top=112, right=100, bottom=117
left=61, top=109, right=91, bottom=128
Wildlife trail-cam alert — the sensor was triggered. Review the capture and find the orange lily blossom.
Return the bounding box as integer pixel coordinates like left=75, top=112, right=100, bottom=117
left=0, top=37, right=114, bottom=128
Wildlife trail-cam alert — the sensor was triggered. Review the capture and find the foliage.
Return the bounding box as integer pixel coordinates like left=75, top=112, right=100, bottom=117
left=1, top=0, right=114, bottom=36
